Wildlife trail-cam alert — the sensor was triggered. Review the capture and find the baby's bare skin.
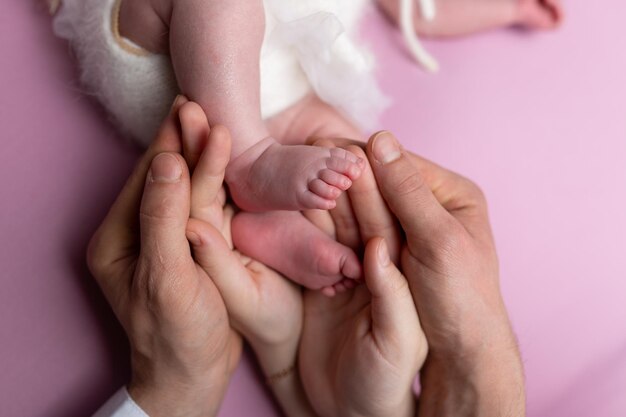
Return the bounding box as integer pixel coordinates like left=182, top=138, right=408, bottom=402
left=120, top=0, right=363, bottom=214
left=377, top=0, right=562, bottom=37
left=116, top=0, right=563, bottom=293
left=119, top=0, right=367, bottom=292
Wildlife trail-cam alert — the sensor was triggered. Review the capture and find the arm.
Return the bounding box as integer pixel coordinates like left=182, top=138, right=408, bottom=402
left=418, top=349, right=525, bottom=417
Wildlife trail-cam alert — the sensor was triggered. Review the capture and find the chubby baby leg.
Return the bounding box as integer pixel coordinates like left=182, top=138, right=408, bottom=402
left=120, top=0, right=363, bottom=212
left=377, top=0, right=563, bottom=38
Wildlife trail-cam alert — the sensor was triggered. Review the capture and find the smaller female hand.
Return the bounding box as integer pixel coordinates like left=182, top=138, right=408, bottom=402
left=87, top=97, right=241, bottom=417
left=299, top=141, right=427, bottom=417
left=177, top=102, right=316, bottom=417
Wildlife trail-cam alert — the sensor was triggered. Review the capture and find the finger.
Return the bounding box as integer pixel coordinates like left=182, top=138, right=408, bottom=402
left=186, top=218, right=255, bottom=319
left=302, top=209, right=336, bottom=239
left=190, top=124, right=232, bottom=229
left=180, top=101, right=210, bottom=172
left=139, top=152, right=192, bottom=265
left=306, top=136, right=364, bottom=149
left=363, top=237, right=419, bottom=340
left=88, top=95, right=188, bottom=278
left=367, top=131, right=458, bottom=256
left=345, top=145, right=402, bottom=264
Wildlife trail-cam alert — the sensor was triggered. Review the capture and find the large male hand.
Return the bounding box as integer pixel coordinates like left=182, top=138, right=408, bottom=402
left=367, top=131, right=525, bottom=416
left=87, top=97, right=241, bottom=417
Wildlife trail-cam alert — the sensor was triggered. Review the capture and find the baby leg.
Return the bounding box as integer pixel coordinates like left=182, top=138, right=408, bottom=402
left=377, top=0, right=563, bottom=38
left=168, top=0, right=363, bottom=211
left=120, top=0, right=363, bottom=210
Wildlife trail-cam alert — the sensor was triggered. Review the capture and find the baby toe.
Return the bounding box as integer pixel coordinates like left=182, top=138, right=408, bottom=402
left=319, top=169, right=352, bottom=191
left=309, top=178, right=342, bottom=201
left=299, top=189, right=337, bottom=210
left=329, top=147, right=361, bottom=163
left=326, top=157, right=363, bottom=180
left=321, top=286, right=337, bottom=297
left=333, top=282, right=348, bottom=293
left=342, top=279, right=357, bottom=289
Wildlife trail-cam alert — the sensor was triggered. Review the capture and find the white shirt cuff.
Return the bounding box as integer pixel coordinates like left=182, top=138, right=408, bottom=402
left=92, top=386, right=149, bottom=417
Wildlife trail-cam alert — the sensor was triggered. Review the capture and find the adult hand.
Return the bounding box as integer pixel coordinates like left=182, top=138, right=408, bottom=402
left=365, top=131, right=525, bottom=416
left=299, top=139, right=428, bottom=417
left=177, top=102, right=316, bottom=417
left=87, top=96, right=241, bottom=417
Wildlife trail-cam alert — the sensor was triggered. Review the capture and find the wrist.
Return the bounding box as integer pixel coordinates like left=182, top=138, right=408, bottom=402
left=418, top=344, right=525, bottom=417
left=128, top=362, right=231, bottom=417
left=347, top=386, right=416, bottom=417
left=249, top=340, right=317, bottom=417
left=249, top=337, right=299, bottom=379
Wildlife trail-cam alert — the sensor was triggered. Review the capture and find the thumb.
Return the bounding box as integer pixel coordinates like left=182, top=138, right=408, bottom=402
left=139, top=153, right=191, bottom=264
left=186, top=218, right=255, bottom=321
left=367, top=131, right=456, bottom=256
left=364, top=237, right=419, bottom=340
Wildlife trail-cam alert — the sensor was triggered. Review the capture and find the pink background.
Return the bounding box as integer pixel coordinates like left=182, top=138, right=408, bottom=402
left=1, top=0, right=625, bottom=415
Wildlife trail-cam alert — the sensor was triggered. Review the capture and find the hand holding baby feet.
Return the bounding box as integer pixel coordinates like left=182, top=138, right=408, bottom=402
left=179, top=103, right=317, bottom=417
left=226, top=138, right=364, bottom=212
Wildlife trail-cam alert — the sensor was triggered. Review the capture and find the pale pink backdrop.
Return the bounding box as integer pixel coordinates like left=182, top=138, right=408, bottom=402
left=1, top=0, right=625, bottom=416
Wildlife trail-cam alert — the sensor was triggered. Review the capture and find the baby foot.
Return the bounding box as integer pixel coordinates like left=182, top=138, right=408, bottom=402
left=377, top=0, right=562, bottom=38
left=226, top=137, right=364, bottom=212
left=231, top=211, right=362, bottom=291
left=518, top=0, right=563, bottom=29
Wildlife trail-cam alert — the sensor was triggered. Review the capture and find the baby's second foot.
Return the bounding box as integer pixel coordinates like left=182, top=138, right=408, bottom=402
left=226, top=138, right=364, bottom=212
left=377, top=0, right=562, bottom=38
left=231, top=211, right=362, bottom=292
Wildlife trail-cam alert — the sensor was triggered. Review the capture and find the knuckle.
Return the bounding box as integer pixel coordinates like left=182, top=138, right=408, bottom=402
left=384, top=269, right=410, bottom=298
left=86, top=232, right=108, bottom=278
left=346, top=145, right=366, bottom=160
left=329, top=147, right=346, bottom=158
left=393, top=170, right=428, bottom=198
left=426, top=221, right=471, bottom=263
left=134, top=255, right=188, bottom=308
left=140, top=198, right=179, bottom=224
left=463, top=178, right=488, bottom=206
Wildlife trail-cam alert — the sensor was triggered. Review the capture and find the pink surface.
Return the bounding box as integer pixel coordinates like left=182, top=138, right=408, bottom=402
left=1, top=0, right=625, bottom=416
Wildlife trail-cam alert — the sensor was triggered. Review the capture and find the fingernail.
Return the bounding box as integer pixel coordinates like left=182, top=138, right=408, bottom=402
left=171, top=95, right=181, bottom=110
left=170, top=94, right=186, bottom=110
left=372, top=131, right=402, bottom=165
left=186, top=231, right=202, bottom=247
left=377, top=239, right=391, bottom=267
left=150, top=153, right=182, bottom=183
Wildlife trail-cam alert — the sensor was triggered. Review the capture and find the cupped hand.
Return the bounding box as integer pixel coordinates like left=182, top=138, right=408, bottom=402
left=366, top=131, right=525, bottom=416
left=177, top=102, right=315, bottom=417
left=299, top=141, right=427, bottom=417
left=87, top=96, right=241, bottom=417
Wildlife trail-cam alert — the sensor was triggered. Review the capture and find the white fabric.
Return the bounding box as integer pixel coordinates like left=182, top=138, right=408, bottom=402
left=53, top=0, right=388, bottom=147
left=92, top=387, right=149, bottom=417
